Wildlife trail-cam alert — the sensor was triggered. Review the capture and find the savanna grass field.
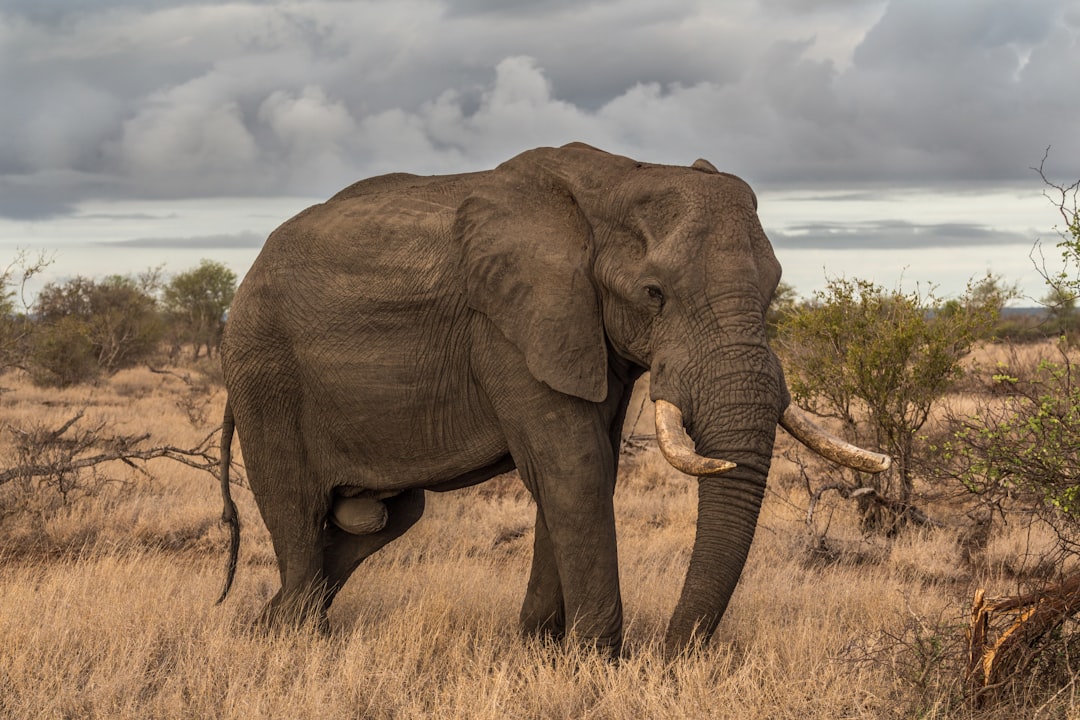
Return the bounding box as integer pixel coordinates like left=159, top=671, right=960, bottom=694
left=1, top=345, right=1077, bottom=719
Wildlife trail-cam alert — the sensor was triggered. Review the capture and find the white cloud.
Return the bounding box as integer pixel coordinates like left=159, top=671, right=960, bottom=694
left=453, top=57, right=596, bottom=155
left=353, top=57, right=600, bottom=175
left=259, top=86, right=356, bottom=153
left=108, top=80, right=260, bottom=193
left=258, top=85, right=358, bottom=189
left=0, top=0, right=1078, bottom=217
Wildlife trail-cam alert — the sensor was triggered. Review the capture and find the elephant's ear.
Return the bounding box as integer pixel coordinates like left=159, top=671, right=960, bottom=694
left=691, top=158, right=719, bottom=173
left=453, top=161, right=608, bottom=403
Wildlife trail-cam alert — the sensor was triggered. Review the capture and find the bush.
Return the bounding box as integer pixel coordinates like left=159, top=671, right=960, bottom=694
left=777, top=275, right=1009, bottom=531
left=29, top=274, right=165, bottom=386
left=28, top=316, right=99, bottom=387
left=938, top=343, right=1080, bottom=541
left=923, top=160, right=1080, bottom=710
left=1, top=250, right=51, bottom=375
left=935, top=159, right=1080, bottom=551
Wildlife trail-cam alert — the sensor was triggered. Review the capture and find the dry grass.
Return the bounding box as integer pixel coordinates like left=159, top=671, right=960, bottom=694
left=1, top=364, right=1078, bottom=719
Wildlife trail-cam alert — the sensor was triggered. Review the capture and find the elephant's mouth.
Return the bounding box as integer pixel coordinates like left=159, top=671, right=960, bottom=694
left=653, top=399, right=891, bottom=476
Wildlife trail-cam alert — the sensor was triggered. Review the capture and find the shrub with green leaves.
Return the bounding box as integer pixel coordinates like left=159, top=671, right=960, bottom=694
left=1, top=251, right=51, bottom=375
left=0, top=265, right=17, bottom=372
left=935, top=164, right=1080, bottom=547
left=777, top=275, right=1009, bottom=521
left=940, top=349, right=1080, bottom=544
left=28, top=316, right=99, bottom=387
left=30, top=274, right=164, bottom=386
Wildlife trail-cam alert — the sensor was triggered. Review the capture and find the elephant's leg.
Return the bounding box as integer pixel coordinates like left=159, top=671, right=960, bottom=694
left=529, top=453, right=622, bottom=655
left=473, top=323, right=624, bottom=653
left=519, top=506, right=565, bottom=639
left=520, top=365, right=634, bottom=641
left=256, top=490, right=331, bottom=630
left=519, top=365, right=636, bottom=643
left=228, top=352, right=336, bottom=628
left=321, top=489, right=426, bottom=609
left=494, top=398, right=623, bottom=651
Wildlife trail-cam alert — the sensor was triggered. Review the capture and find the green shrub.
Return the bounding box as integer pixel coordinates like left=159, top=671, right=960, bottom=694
left=776, top=275, right=1009, bottom=531
left=29, top=274, right=165, bottom=386
left=28, top=316, right=99, bottom=387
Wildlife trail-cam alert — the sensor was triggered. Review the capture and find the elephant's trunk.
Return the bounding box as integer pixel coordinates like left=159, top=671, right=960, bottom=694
left=665, top=473, right=767, bottom=653
left=651, top=341, right=783, bottom=657
left=655, top=380, right=891, bottom=656
left=662, top=418, right=775, bottom=656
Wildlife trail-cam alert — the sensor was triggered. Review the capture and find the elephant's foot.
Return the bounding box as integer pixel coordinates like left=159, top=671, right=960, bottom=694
left=520, top=623, right=621, bottom=661
left=520, top=615, right=566, bottom=645
left=520, top=609, right=623, bottom=659
left=330, top=494, right=389, bottom=534
left=255, top=587, right=331, bottom=635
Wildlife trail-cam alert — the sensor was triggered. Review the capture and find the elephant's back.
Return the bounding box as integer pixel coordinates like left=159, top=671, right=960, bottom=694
left=223, top=170, right=497, bottom=482
left=326, top=171, right=472, bottom=203
left=230, top=168, right=477, bottom=353
left=225, top=168, right=483, bottom=380
left=260, top=169, right=481, bottom=259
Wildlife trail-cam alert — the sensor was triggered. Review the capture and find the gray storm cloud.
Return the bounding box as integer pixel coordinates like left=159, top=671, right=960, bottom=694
left=0, top=0, right=1077, bottom=220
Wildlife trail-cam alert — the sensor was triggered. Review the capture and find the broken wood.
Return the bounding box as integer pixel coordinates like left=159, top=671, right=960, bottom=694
left=967, top=571, right=1080, bottom=697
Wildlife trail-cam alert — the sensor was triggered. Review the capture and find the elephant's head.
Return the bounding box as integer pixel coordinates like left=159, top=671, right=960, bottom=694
left=455, top=142, right=888, bottom=654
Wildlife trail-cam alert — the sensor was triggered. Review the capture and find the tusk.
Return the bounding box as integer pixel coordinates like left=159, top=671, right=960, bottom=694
left=779, top=405, right=892, bottom=473
left=654, top=400, right=737, bottom=477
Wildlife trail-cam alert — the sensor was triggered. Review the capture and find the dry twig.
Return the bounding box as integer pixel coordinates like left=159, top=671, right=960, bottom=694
left=0, top=410, right=238, bottom=490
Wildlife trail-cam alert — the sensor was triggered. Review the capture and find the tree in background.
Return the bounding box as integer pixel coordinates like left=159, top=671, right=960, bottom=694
left=1040, top=283, right=1079, bottom=340
left=765, top=280, right=798, bottom=339
left=30, top=273, right=164, bottom=386
left=956, top=272, right=1016, bottom=319
left=162, top=260, right=236, bottom=360
left=777, top=275, right=1010, bottom=531
left=1, top=251, right=52, bottom=376
left=2, top=277, right=20, bottom=373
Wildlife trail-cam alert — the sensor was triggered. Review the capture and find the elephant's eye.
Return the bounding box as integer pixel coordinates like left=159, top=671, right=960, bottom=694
left=645, top=285, right=665, bottom=308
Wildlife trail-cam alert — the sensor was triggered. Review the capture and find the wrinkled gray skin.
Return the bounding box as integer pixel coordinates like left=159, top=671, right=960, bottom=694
left=219, top=142, right=789, bottom=657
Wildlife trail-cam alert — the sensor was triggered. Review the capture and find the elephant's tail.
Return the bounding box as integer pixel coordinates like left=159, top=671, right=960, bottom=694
left=216, top=398, right=241, bottom=605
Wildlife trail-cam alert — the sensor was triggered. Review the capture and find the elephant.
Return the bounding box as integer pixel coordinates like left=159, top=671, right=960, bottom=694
left=215, top=142, right=889, bottom=657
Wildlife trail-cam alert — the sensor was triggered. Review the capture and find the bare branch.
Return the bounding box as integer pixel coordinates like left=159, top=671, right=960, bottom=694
left=1030, top=147, right=1080, bottom=295
left=805, top=482, right=855, bottom=526
left=1033, top=146, right=1080, bottom=230
left=805, top=481, right=943, bottom=530
left=48, top=410, right=87, bottom=440
left=0, top=411, right=243, bottom=490
left=0, top=445, right=213, bottom=485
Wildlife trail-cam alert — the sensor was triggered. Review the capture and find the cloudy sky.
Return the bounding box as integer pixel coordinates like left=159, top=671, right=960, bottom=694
left=2, top=0, right=1079, bottom=301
